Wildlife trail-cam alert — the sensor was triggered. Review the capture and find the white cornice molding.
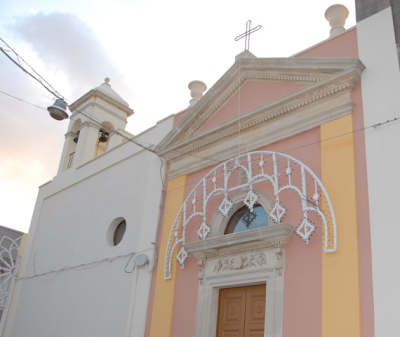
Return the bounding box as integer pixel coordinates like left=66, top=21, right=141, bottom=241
left=159, top=62, right=362, bottom=179
left=167, top=100, right=353, bottom=179
left=156, top=57, right=364, bottom=152
left=185, top=223, right=294, bottom=260
left=70, top=101, right=128, bottom=124
left=70, top=89, right=133, bottom=116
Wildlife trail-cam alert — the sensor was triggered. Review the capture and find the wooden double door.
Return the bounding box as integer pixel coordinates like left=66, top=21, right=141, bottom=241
left=216, top=284, right=266, bottom=337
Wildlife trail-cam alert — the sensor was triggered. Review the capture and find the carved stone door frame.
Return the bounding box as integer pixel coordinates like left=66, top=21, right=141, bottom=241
left=191, top=247, right=285, bottom=337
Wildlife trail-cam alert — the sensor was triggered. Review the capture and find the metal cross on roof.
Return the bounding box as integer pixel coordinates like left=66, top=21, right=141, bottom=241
left=234, top=20, right=262, bottom=51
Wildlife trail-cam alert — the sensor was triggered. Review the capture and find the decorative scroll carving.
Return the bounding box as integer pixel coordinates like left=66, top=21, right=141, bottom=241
left=164, top=151, right=337, bottom=280
left=213, top=253, right=267, bottom=273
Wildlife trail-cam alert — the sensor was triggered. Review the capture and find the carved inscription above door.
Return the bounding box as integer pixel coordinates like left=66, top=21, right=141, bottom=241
left=216, top=284, right=266, bottom=337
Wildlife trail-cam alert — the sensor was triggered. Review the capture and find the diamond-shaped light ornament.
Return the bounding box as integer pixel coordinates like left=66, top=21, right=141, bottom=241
left=176, top=246, right=188, bottom=266
left=197, top=220, right=210, bottom=240
left=218, top=197, right=233, bottom=216
left=243, top=211, right=257, bottom=226
left=243, top=190, right=258, bottom=212
left=270, top=202, right=286, bottom=223
left=296, top=218, right=315, bottom=244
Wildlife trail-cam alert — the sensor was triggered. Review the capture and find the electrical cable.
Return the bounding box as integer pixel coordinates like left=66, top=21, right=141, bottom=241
left=0, top=38, right=60, bottom=92
left=0, top=37, right=64, bottom=99
left=16, top=246, right=153, bottom=281
left=0, top=89, right=44, bottom=110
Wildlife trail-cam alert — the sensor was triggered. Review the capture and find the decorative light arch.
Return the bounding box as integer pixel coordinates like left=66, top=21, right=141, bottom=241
left=0, top=235, right=22, bottom=310
left=164, top=151, right=337, bottom=280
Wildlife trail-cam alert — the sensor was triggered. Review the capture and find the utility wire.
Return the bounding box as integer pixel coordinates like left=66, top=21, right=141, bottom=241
left=0, top=37, right=64, bottom=99
left=0, top=38, right=60, bottom=94
left=0, top=89, right=44, bottom=110
left=16, top=245, right=153, bottom=281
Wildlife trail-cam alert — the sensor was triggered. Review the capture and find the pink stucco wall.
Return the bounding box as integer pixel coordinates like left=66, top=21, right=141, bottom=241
left=297, top=28, right=374, bottom=337
left=196, top=81, right=307, bottom=135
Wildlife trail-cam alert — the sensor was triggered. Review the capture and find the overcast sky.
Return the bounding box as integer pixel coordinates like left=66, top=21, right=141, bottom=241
left=0, top=0, right=356, bottom=232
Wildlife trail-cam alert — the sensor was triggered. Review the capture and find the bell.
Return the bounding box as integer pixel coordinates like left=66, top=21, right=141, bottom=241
left=73, top=130, right=80, bottom=143
left=98, top=129, right=109, bottom=143
left=47, top=98, right=68, bottom=121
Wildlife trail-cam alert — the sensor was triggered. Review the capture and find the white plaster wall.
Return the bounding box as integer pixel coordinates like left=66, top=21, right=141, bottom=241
left=3, top=116, right=174, bottom=337
left=357, top=7, right=400, bottom=336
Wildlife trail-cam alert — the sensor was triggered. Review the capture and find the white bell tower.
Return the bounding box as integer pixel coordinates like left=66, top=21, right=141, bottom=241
left=57, top=78, right=133, bottom=174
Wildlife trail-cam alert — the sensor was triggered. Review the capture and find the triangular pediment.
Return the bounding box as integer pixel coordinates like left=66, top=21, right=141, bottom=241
left=195, top=80, right=309, bottom=136
left=156, top=57, right=364, bottom=158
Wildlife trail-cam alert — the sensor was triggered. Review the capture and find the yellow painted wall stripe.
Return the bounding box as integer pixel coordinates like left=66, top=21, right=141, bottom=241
left=321, top=115, right=361, bottom=337
left=19, top=234, right=28, bottom=257
left=149, top=175, right=186, bottom=337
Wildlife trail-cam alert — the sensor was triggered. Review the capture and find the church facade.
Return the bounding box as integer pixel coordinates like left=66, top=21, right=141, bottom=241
left=145, top=2, right=399, bottom=337
left=147, top=20, right=367, bottom=337
left=2, top=1, right=400, bottom=337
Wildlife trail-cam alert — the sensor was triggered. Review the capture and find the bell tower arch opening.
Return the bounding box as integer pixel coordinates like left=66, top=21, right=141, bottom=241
left=95, top=122, right=113, bottom=157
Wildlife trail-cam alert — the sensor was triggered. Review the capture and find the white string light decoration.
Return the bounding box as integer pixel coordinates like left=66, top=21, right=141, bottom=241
left=164, top=151, right=337, bottom=280
left=0, top=235, right=22, bottom=311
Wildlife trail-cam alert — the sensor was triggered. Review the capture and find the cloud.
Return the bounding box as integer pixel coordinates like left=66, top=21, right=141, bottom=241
left=0, top=60, right=63, bottom=232
left=10, top=12, right=129, bottom=101
left=1, top=12, right=133, bottom=232
left=1, top=12, right=136, bottom=232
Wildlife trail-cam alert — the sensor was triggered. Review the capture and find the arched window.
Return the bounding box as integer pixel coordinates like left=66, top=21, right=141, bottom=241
left=225, top=204, right=269, bottom=234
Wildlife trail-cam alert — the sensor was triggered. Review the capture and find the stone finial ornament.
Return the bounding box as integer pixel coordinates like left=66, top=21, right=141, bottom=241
left=325, top=4, right=349, bottom=38
left=188, top=80, right=207, bottom=106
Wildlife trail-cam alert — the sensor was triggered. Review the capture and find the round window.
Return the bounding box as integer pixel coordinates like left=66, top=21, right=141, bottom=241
left=108, top=217, right=126, bottom=246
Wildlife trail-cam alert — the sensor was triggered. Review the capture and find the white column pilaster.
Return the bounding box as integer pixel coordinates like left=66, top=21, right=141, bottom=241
left=57, top=132, right=75, bottom=174
left=74, top=121, right=99, bottom=167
